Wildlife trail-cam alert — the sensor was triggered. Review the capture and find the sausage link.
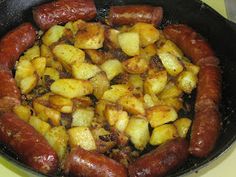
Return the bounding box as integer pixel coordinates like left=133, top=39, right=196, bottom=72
left=108, top=5, right=163, bottom=26
left=0, top=67, right=20, bottom=112
left=0, top=23, right=37, bottom=70
left=128, top=138, right=189, bottom=177
left=163, top=24, right=221, bottom=158
left=0, top=112, right=59, bottom=174
left=33, top=0, right=97, bottom=30
left=64, top=147, right=128, bottom=177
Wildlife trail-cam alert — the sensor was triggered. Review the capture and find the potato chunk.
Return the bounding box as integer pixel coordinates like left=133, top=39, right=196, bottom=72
left=71, top=107, right=94, bottom=127
left=21, top=45, right=40, bottom=61
left=43, top=67, right=60, bottom=82
left=29, top=116, right=51, bottom=135
left=72, top=62, right=101, bottom=80
left=68, top=127, right=96, bottom=150
left=49, top=95, right=73, bottom=113
left=159, top=52, right=183, bottom=76
left=102, top=84, right=130, bottom=102
left=147, top=105, right=178, bottom=128
left=118, top=95, right=145, bottom=115
left=13, top=105, right=32, bottom=122
left=131, top=23, right=160, bottom=47
left=45, top=126, right=68, bottom=160
left=150, top=124, right=179, bottom=145
left=42, top=25, right=65, bottom=46
left=122, top=56, right=148, bottom=74
left=104, top=28, right=120, bottom=49
left=159, top=82, right=182, bottom=99
left=20, top=74, right=38, bottom=94
left=95, top=99, right=111, bottom=118
left=183, top=61, right=200, bottom=75
left=177, top=71, right=198, bottom=94
left=125, top=117, right=150, bottom=150
left=74, top=22, right=105, bottom=49
left=31, top=57, right=46, bottom=77
left=174, top=118, right=192, bottom=138
left=157, top=40, right=183, bottom=58
left=100, top=59, right=123, bottom=80
left=50, top=79, right=93, bottom=99
left=118, top=32, right=140, bottom=56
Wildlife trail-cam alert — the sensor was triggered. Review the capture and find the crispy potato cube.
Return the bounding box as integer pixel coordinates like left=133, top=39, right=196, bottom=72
left=122, top=56, right=148, bottom=74
left=100, top=59, right=123, bottom=80
left=104, top=104, right=128, bottom=126
left=49, top=95, right=73, bottom=113
left=115, top=113, right=129, bottom=132
left=159, top=52, right=184, bottom=76
left=29, top=116, right=51, bottom=135
left=104, top=28, right=120, bottom=49
left=71, top=107, right=94, bottom=127
left=15, top=59, right=35, bottom=86
left=65, top=19, right=85, bottom=35
left=118, top=95, right=145, bottom=115
left=42, top=25, right=65, bottom=46
left=143, top=94, right=155, bottom=109
left=43, top=67, right=60, bottom=83
left=144, top=70, right=168, bottom=95
left=162, top=98, right=183, bottom=111
left=90, top=72, right=110, bottom=99
left=68, top=127, right=96, bottom=150
left=150, top=124, right=179, bottom=145
left=72, top=62, right=101, bottom=80
left=74, top=22, right=105, bottom=49
left=31, top=57, right=46, bottom=77
left=72, top=96, right=93, bottom=109
left=183, top=61, right=200, bottom=75
left=20, top=74, right=38, bottom=94
left=85, top=49, right=107, bottom=65
left=125, top=117, right=150, bottom=150
left=95, top=99, right=111, bottom=118
left=45, top=126, right=68, bottom=160
left=53, top=44, right=85, bottom=66
left=129, top=74, right=143, bottom=93
left=102, top=84, right=130, bottom=102
left=40, top=44, right=54, bottom=65
left=177, top=71, right=198, bottom=94
left=21, top=45, right=40, bottom=61
left=159, top=82, right=183, bottom=99
left=147, top=105, right=178, bottom=128
left=50, top=79, right=93, bottom=99
left=118, top=32, right=140, bottom=56
left=13, top=105, right=31, bottom=122
left=140, top=44, right=157, bottom=61
left=131, top=23, right=160, bottom=47
left=157, top=40, right=183, bottom=58
left=174, top=118, right=192, bottom=138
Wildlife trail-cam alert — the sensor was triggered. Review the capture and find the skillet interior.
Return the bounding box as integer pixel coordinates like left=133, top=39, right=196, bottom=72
left=0, top=0, right=236, bottom=176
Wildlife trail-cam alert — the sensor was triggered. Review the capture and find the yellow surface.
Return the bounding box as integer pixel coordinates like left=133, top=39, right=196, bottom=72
left=0, top=1, right=234, bottom=177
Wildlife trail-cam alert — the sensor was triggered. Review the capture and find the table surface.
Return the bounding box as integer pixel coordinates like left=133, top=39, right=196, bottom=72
left=1, top=0, right=235, bottom=177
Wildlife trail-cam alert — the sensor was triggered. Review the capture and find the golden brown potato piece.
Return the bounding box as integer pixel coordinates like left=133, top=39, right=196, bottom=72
left=157, top=40, right=183, bottom=58
left=29, top=116, right=51, bottom=136
left=104, top=28, right=120, bottom=49
left=42, top=25, right=65, bottom=46
left=49, top=95, right=73, bottom=113
left=100, top=59, right=123, bottom=80
left=122, top=56, right=148, bottom=74
left=31, top=57, right=46, bottom=77
left=159, top=82, right=183, bottom=99
left=13, top=105, right=32, bottom=122
left=71, top=107, right=94, bottom=127
left=174, top=118, right=192, bottom=138
left=20, top=45, right=40, bottom=61
left=177, top=71, right=198, bottom=94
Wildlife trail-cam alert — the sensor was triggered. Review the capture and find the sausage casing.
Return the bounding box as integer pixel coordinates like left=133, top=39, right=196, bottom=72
left=163, top=24, right=221, bottom=158
left=0, top=113, right=59, bottom=174
left=33, top=0, right=97, bottom=30
left=108, top=5, right=163, bottom=26
left=0, top=23, right=36, bottom=70
left=64, top=147, right=128, bottom=177
left=128, top=138, right=189, bottom=177
left=0, top=67, right=20, bottom=112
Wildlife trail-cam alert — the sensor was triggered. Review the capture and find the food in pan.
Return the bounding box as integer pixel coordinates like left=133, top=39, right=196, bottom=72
left=0, top=0, right=221, bottom=176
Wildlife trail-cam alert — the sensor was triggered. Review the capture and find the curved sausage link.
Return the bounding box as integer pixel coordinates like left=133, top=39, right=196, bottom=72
left=128, top=138, right=189, bottom=177
left=163, top=24, right=221, bottom=158
left=0, top=23, right=36, bottom=70
left=64, top=147, right=128, bottom=177
left=0, top=67, right=20, bottom=112
left=0, top=112, right=59, bottom=174
left=33, top=0, right=97, bottom=30
left=108, top=5, right=163, bottom=26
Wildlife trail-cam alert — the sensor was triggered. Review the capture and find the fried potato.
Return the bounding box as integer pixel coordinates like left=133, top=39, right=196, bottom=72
left=128, top=74, right=144, bottom=93
left=140, top=44, right=157, bottom=61
left=143, top=94, right=155, bottom=109
left=162, top=97, right=183, bottom=111
left=104, top=28, right=120, bottom=49
left=13, top=105, right=32, bottom=122
left=29, top=116, right=51, bottom=135
left=40, top=44, right=54, bottom=66
left=100, top=59, right=123, bottom=80
left=21, top=45, right=40, bottom=61
left=150, top=124, right=179, bottom=145
left=42, top=25, right=65, bottom=46
left=115, top=113, right=129, bottom=132
left=43, top=67, right=60, bottom=84
left=20, top=74, right=38, bottom=94
left=49, top=95, right=73, bottom=113
left=177, top=71, right=198, bottom=94
left=50, top=79, right=93, bottom=99
left=157, top=40, right=183, bottom=58
left=95, top=99, right=112, bottom=118
left=183, top=61, right=200, bottom=75
left=71, top=107, right=94, bottom=127
left=159, top=82, right=183, bottom=99
left=147, top=105, right=178, bottom=128
left=68, top=127, right=96, bottom=150
left=125, top=117, right=150, bottom=150
left=85, top=49, right=107, bottom=65
left=131, top=23, right=160, bottom=47
left=74, top=22, right=105, bottom=49
left=72, top=62, right=101, bottom=80
left=174, top=118, right=192, bottom=138
left=118, top=32, right=140, bottom=56
left=122, top=56, right=148, bottom=74
left=31, top=57, right=46, bottom=77
left=102, top=84, right=130, bottom=102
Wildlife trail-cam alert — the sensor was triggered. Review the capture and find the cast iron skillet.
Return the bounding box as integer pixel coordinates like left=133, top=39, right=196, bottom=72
left=1, top=0, right=236, bottom=176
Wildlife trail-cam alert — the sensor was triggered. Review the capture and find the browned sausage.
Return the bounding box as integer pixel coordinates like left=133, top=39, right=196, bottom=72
left=64, top=147, right=128, bottom=177
left=0, top=23, right=37, bottom=70
left=0, top=67, right=20, bottom=112
left=128, top=138, right=189, bottom=177
left=33, top=0, right=97, bottom=30
left=0, top=112, right=59, bottom=174
left=108, top=5, right=163, bottom=26
left=163, top=24, right=221, bottom=158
